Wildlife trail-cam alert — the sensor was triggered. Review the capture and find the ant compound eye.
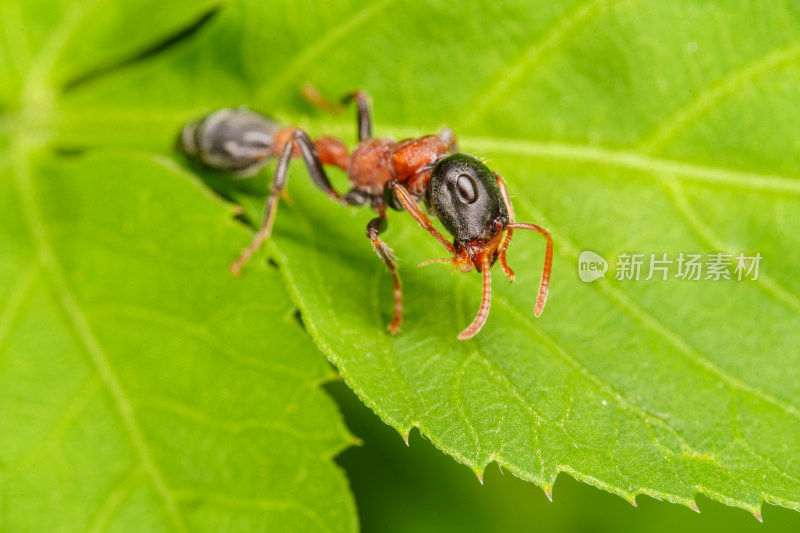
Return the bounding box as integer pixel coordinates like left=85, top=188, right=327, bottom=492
left=430, top=154, right=508, bottom=242
left=456, top=174, right=478, bottom=204
left=181, top=108, right=280, bottom=176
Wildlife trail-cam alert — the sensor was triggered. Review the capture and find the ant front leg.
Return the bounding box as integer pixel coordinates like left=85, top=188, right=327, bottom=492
left=495, top=173, right=516, bottom=282
left=386, top=179, right=455, bottom=255
left=366, top=214, right=403, bottom=334
left=230, top=129, right=342, bottom=276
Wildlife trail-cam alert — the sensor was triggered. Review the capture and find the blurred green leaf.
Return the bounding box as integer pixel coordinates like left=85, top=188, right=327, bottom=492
left=0, top=149, right=357, bottom=531
left=0, top=2, right=356, bottom=531
left=4, top=0, right=800, bottom=526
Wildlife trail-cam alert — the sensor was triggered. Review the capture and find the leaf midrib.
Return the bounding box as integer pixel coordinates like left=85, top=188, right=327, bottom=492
left=44, top=106, right=800, bottom=194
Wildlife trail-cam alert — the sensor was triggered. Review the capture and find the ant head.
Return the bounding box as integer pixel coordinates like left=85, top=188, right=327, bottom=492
left=429, top=154, right=508, bottom=267
left=181, top=108, right=280, bottom=176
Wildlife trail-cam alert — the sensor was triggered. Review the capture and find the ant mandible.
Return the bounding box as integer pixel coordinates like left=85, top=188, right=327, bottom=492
left=181, top=91, right=553, bottom=340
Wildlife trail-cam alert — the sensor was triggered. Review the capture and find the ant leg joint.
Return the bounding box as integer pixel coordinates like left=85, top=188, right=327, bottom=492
left=366, top=215, right=402, bottom=334
left=343, top=188, right=371, bottom=206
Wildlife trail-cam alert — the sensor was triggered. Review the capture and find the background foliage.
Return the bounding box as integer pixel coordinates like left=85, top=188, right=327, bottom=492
left=2, top=0, right=800, bottom=531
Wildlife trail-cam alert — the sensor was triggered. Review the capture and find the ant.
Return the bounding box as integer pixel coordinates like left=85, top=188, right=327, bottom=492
left=181, top=91, right=553, bottom=339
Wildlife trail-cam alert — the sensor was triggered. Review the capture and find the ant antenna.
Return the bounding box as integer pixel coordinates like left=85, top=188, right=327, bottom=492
left=507, top=223, right=552, bottom=317
left=457, top=255, right=493, bottom=340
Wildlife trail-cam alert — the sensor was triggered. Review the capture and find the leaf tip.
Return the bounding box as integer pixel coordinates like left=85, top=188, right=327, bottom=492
left=402, top=432, right=410, bottom=446
left=475, top=470, right=484, bottom=485
left=629, top=495, right=638, bottom=508
left=690, top=501, right=700, bottom=514
left=544, top=486, right=553, bottom=502
left=754, top=510, right=763, bottom=523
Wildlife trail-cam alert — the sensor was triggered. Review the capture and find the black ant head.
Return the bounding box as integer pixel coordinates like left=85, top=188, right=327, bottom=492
left=429, top=153, right=509, bottom=268
left=181, top=108, right=280, bottom=176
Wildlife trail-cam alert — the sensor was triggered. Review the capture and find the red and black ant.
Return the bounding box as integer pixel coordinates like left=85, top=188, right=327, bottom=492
left=181, top=91, right=553, bottom=339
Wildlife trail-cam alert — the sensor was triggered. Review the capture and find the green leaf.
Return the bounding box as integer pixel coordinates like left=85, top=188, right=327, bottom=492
left=330, top=380, right=800, bottom=532
left=0, top=148, right=357, bottom=531
left=0, top=149, right=357, bottom=531
left=0, top=2, right=356, bottom=531
left=7, top=0, right=800, bottom=523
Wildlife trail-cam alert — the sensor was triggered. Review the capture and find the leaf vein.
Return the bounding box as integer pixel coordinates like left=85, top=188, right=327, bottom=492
left=174, top=491, right=335, bottom=533
left=728, top=392, right=800, bottom=490
left=140, top=396, right=337, bottom=441
left=664, top=179, right=800, bottom=312
left=8, top=376, right=101, bottom=473
left=0, top=263, right=40, bottom=359
left=86, top=466, right=145, bottom=533
left=455, top=352, right=483, bottom=464
left=11, top=149, right=187, bottom=533
left=256, top=0, right=399, bottom=102
left=21, top=0, right=103, bottom=102
left=493, top=294, right=697, bottom=455
left=509, top=190, right=800, bottom=441
left=95, top=304, right=309, bottom=380
left=640, top=40, right=800, bottom=153
left=461, top=0, right=613, bottom=127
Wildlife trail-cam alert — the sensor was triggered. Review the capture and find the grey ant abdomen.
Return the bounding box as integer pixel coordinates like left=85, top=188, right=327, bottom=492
left=181, top=108, right=280, bottom=176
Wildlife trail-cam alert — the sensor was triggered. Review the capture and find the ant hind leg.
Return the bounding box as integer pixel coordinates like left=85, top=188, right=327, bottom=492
left=230, top=129, right=343, bottom=276
left=230, top=138, right=294, bottom=276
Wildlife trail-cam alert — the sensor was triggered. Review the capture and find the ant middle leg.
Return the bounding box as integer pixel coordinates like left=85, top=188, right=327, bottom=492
left=230, top=128, right=343, bottom=276
left=366, top=214, right=403, bottom=334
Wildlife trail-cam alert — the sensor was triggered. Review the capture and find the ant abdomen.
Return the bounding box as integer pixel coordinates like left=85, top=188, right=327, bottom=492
left=181, top=108, right=280, bottom=176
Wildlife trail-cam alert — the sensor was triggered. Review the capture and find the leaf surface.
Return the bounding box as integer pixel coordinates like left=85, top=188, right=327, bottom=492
left=0, top=2, right=356, bottom=531
left=11, top=0, right=800, bottom=520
